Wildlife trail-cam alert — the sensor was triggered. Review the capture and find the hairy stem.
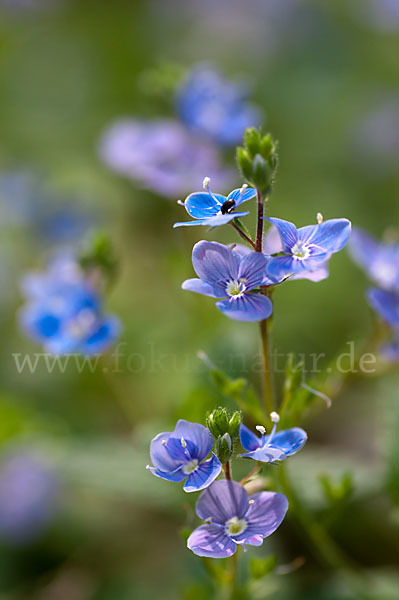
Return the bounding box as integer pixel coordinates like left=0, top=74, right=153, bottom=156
left=231, top=221, right=256, bottom=249
left=255, top=190, right=264, bottom=253
left=240, top=465, right=261, bottom=485
left=223, top=461, right=232, bottom=481
left=259, top=315, right=275, bottom=419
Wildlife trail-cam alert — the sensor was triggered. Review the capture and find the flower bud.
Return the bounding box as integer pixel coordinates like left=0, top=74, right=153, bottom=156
left=236, top=127, right=279, bottom=193
left=206, top=407, right=242, bottom=440
left=228, top=411, right=242, bottom=440
left=215, top=433, right=232, bottom=464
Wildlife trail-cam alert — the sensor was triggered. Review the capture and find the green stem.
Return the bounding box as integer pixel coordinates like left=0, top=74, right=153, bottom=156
left=231, top=220, right=256, bottom=249
left=259, top=315, right=275, bottom=420
left=223, top=461, right=232, bottom=481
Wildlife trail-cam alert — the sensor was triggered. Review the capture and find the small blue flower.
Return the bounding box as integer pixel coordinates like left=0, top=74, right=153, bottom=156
left=19, top=254, right=120, bottom=355
left=367, top=288, right=399, bottom=329
left=349, top=227, right=399, bottom=292
left=264, top=216, right=351, bottom=281
left=176, top=66, right=261, bottom=146
left=174, top=178, right=256, bottom=228
left=182, top=241, right=275, bottom=322
left=239, top=413, right=307, bottom=463
left=187, top=480, right=288, bottom=558
left=147, top=419, right=222, bottom=493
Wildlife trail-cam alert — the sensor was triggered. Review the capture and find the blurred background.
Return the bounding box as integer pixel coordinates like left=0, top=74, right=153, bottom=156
left=0, top=0, right=398, bottom=598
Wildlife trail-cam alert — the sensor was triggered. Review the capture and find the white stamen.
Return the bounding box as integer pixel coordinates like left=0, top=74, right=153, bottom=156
left=270, top=412, right=280, bottom=424
left=248, top=499, right=255, bottom=505
left=202, top=176, right=211, bottom=190
left=161, top=439, right=167, bottom=446
left=225, top=516, right=248, bottom=537
left=256, top=425, right=266, bottom=435
left=317, top=212, right=323, bottom=224
left=181, top=437, right=187, bottom=448
left=240, top=183, right=248, bottom=195
left=177, top=199, right=185, bottom=206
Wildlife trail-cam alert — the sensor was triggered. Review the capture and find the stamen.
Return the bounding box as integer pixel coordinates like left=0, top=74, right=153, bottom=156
left=181, top=437, right=187, bottom=448
left=317, top=212, right=323, bottom=224
left=240, top=183, right=248, bottom=195
left=270, top=412, right=280, bottom=424
left=177, top=199, right=185, bottom=206
left=248, top=499, right=255, bottom=504
left=256, top=425, right=266, bottom=435
left=161, top=439, right=167, bottom=446
left=202, top=176, right=211, bottom=191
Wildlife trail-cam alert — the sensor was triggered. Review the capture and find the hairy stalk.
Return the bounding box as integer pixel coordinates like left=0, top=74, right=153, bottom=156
left=255, top=190, right=264, bottom=253
left=231, top=221, right=256, bottom=249
left=240, top=465, right=261, bottom=485
left=223, top=461, right=232, bottom=480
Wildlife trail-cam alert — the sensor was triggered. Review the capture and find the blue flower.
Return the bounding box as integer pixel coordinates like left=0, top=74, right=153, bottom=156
left=176, top=66, right=261, bottom=146
left=187, top=479, right=288, bottom=558
left=147, top=419, right=222, bottom=493
left=367, top=288, right=399, bottom=329
left=182, top=241, right=275, bottom=322
left=19, top=254, right=120, bottom=355
left=239, top=413, right=307, bottom=463
left=99, top=119, right=233, bottom=198
left=0, top=451, right=59, bottom=545
left=264, top=216, right=351, bottom=281
left=174, top=179, right=256, bottom=228
left=349, top=227, right=399, bottom=292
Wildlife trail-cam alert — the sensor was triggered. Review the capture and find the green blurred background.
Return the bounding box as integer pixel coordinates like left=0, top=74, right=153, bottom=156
left=0, top=1, right=398, bottom=598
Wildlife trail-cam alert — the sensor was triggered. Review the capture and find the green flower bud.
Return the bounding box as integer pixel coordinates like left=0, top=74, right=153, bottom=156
left=215, top=433, right=232, bottom=464
left=236, top=127, right=279, bottom=192
left=206, top=407, right=230, bottom=438
left=228, top=411, right=242, bottom=440
left=236, top=147, right=253, bottom=181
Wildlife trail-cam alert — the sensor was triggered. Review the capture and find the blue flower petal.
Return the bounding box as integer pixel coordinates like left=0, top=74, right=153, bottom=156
left=240, top=424, right=262, bottom=452
left=298, top=219, right=351, bottom=253
left=237, top=252, right=268, bottom=290
left=196, top=480, right=249, bottom=524
left=174, top=218, right=213, bottom=228
left=266, top=252, right=329, bottom=280
left=187, top=524, right=236, bottom=558
left=192, top=241, right=240, bottom=289
left=227, top=187, right=257, bottom=207
left=147, top=465, right=186, bottom=482
left=266, top=217, right=298, bottom=252
left=81, top=316, right=121, bottom=355
left=19, top=305, right=61, bottom=342
left=150, top=432, right=183, bottom=472
left=165, top=436, right=198, bottom=462
left=237, top=491, right=288, bottom=543
left=264, top=428, right=307, bottom=456
left=174, top=420, right=214, bottom=461
left=182, top=278, right=219, bottom=298
left=184, top=453, right=222, bottom=492
left=350, top=227, right=399, bottom=291
left=184, top=192, right=224, bottom=219
left=206, top=211, right=250, bottom=228
left=238, top=446, right=287, bottom=463
left=216, top=293, right=272, bottom=322
left=367, top=288, right=399, bottom=328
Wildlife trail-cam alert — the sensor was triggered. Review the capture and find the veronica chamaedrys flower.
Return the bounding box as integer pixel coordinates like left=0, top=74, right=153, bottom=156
left=174, top=178, right=256, bottom=228
left=187, top=479, right=288, bottom=558
left=367, top=288, right=399, bottom=329
left=264, top=215, right=351, bottom=281
left=19, top=254, right=120, bottom=355
left=0, top=452, right=59, bottom=545
left=176, top=65, right=261, bottom=147
left=99, top=119, right=233, bottom=198
left=239, top=412, right=307, bottom=463
left=349, top=227, right=399, bottom=292
left=147, top=420, right=222, bottom=493
left=182, top=241, right=274, bottom=322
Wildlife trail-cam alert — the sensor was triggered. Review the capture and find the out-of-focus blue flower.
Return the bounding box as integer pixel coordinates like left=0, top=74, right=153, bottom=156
left=349, top=227, right=399, bottom=292
left=19, top=254, right=120, bottom=355
left=99, top=119, right=233, bottom=198
left=264, top=216, right=351, bottom=281
left=187, top=479, right=288, bottom=558
left=239, top=413, right=307, bottom=463
left=0, top=451, right=59, bottom=545
left=147, top=419, right=221, bottom=493
left=182, top=241, right=275, bottom=322
left=367, top=288, right=399, bottom=329
left=176, top=66, right=261, bottom=147
left=174, top=179, right=256, bottom=228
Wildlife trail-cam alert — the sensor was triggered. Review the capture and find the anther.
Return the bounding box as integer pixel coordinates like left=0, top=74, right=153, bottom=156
left=203, top=176, right=211, bottom=190
left=161, top=439, right=167, bottom=445
left=256, top=425, right=266, bottom=435
left=316, top=212, right=323, bottom=224
left=181, top=437, right=187, bottom=448
left=270, top=412, right=280, bottom=424
left=240, top=183, right=248, bottom=194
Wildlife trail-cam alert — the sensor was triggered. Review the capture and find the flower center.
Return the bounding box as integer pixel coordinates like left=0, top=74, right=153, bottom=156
left=226, top=279, right=246, bottom=297
left=225, top=516, right=248, bottom=537
left=220, top=198, right=236, bottom=215
left=67, top=308, right=97, bottom=339
left=291, top=242, right=310, bottom=260
left=182, top=459, right=199, bottom=474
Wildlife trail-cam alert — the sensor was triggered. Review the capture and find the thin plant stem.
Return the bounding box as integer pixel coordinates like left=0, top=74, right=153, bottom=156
left=240, top=465, right=261, bottom=485
left=255, top=190, right=264, bottom=253
left=231, top=221, right=256, bottom=249
left=223, top=461, right=232, bottom=480
left=229, top=549, right=239, bottom=599
left=259, top=315, right=275, bottom=419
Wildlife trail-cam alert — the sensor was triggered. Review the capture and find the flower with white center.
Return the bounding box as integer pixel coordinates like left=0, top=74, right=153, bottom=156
left=239, top=417, right=307, bottom=463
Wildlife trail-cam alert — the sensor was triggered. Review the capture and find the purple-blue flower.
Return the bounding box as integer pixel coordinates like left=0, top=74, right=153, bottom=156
left=0, top=451, right=59, bottom=545
left=349, top=227, right=399, bottom=292
left=174, top=179, right=256, bottom=228
left=187, top=480, right=288, bottom=558
left=19, top=254, right=120, bottom=355
left=264, top=216, right=351, bottom=281
left=367, top=288, right=399, bottom=329
left=147, top=419, right=222, bottom=493
left=182, top=241, right=274, bottom=322
left=99, top=119, right=233, bottom=198
left=176, top=66, right=261, bottom=147
left=239, top=413, right=307, bottom=463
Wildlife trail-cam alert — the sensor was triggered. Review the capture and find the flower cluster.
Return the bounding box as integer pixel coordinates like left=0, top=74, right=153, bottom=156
left=147, top=412, right=305, bottom=558
left=19, top=253, right=120, bottom=355
left=349, top=227, right=399, bottom=360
